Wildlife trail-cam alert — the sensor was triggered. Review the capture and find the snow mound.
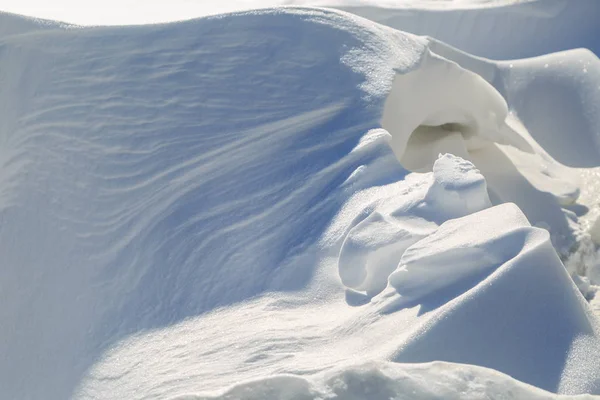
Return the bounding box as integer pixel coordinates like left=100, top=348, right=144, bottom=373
left=195, top=361, right=595, bottom=400
left=338, top=154, right=490, bottom=295
left=500, top=48, right=600, bottom=168
left=0, top=9, right=426, bottom=399
left=387, top=204, right=600, bottom=393
left=1, top=4, right=600, bottom=400
left=337, top=0, right=600, bottom=59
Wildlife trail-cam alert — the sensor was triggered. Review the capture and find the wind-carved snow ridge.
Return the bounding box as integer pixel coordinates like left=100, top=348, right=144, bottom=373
left=1, top=4, right=600, bottom=400
left=384, top=202, right=527, bottom=309
left=336, top=21, right=600, bottom=394
left=385, top=204, right=600, bottom=393
left=378, top=39, right=600, bottom=258
left=338, top=154, right=491, bottom=297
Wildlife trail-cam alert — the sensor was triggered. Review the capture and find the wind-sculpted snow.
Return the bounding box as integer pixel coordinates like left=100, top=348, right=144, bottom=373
left=381, top=37, right=599, bottom=254
left=1, top=5, right=600, bottom=400
left=386, top=204, right=600, bottom=392
left=382, top=48, right=528, bottom=172
left=337, top=0, right=600, bottom=59
left=0, top=9, right=425, bottom=399
left=196, top=361, right=597, bottom=400
left=2, top=1, right=598, bottom=60
left=385, top=203, right=530, bottom=307
left=338, top=154, right=490, bottom=295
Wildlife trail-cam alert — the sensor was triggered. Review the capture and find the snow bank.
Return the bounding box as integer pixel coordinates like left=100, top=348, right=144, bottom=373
left=2, top=0, right=598, bottom=61
left=0, top=9, right=425, bottom=399
left=194, top=361, right=595, bottom=400
left=1, top=4, right=600, bottom=400
left=385, top=203, right=600, bottom=393
left=337, top=0, right=600, bottom=59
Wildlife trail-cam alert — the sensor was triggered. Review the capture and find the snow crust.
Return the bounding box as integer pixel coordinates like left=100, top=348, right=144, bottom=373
left=1, top=2, right=600, bottom=400
left=196, top=361, right=596, bottom=400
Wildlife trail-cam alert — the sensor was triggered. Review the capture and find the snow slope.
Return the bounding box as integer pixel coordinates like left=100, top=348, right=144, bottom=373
left=198, top=361, right=596, bottom=400
left=2, top=1, right=598, bottom=59
left=1, top=0, right=598, bottom=60
left=1, top=3, right=600, bottom=400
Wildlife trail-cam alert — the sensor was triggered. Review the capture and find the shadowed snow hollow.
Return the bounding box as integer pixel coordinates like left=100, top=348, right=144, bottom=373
left=1, top=5, right=600, bottom=400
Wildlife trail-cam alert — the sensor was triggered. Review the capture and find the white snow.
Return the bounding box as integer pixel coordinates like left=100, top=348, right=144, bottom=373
left=197, top=361, right=595, bottom=400
left=338, top=154, right=491, bottom=295
left=1, top=2, right=600, bottom=400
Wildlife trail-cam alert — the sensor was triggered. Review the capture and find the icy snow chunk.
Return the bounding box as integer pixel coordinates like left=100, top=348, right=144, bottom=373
left=387, top=203, right=529, bottom=304
left=424, top=153, right=491, bottom=219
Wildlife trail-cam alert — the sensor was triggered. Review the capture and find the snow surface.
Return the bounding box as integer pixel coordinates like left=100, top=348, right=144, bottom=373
left=1, top=2, right=600, bottom=400
left=197, top=361, right=596, bottom=400
left=2, top=0, right=599, bottom=60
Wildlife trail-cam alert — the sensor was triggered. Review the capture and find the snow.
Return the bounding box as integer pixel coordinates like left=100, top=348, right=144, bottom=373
left=1, top=2, right=600, bottom=400
left=339, top=154, right=490, bottom=295
left=385, top=203, right=528, bottom=306
left=1, top=0, right=598, bottom=62
left=197, top=361, right=595, bottom=400
left=387, top=204, right=599, bottom=392
left=1, top=1, right=598, bottom=61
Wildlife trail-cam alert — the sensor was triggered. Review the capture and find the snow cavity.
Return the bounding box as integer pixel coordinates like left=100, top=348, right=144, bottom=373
left=381, top=48, right=528, bottom=173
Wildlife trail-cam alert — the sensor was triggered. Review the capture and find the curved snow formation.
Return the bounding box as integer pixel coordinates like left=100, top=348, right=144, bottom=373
left=1, top=4, right=600, bottom=400
left=339, top=154, right=491, bottom=295
left=381, top=47, right=530, bottom=173
left=386, top=204, right=598, bottom=392
left=198, top=361, right=594, bottom=400
left=381, top=36, right=600, bottom=254
left=336, top=0, right=600, bottom=60
left=2, top=0, right=599, bottom=59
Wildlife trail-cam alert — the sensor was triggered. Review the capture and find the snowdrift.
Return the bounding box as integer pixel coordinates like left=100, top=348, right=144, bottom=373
left=1, top=4, right=600, bottom=400
left=2, top=0, right=599, bottom=60
left=336, top=0, right=600, bottom=59
left=197, top=361, right=596, bottom=400
left=389, top=204, right=598, bottom=392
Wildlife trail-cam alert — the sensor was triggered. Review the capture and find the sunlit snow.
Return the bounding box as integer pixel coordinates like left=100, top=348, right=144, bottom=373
left=1, top=1, right=600, bottom=399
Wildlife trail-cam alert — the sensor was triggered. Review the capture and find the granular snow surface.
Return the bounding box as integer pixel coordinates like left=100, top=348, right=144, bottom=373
left=1, top=2, right=600, bottom=400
